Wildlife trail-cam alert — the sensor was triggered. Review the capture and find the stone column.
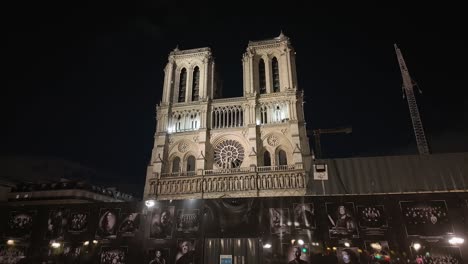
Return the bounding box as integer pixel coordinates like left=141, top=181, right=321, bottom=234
left=163, top=59, right=174, bottom=103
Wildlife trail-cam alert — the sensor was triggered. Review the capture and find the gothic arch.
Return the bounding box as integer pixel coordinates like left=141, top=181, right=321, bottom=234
left=168, top=154, right=182, bottom=173
left=262, top=132, right=293, bottom=166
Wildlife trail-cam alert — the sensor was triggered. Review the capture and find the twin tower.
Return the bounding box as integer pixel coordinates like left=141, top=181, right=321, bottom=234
left=144, top=33, right=312, bottom=200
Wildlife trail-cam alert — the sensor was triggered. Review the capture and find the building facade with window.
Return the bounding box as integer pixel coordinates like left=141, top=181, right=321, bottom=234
left=144, top=33, right=312, bottom=200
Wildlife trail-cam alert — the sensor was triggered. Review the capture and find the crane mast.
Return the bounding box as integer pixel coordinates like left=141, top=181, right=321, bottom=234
left=394, top=44, right=430, bottom=155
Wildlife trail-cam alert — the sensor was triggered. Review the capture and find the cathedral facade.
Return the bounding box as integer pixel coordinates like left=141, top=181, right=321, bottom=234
left=144, top=33, right=312, bottom=200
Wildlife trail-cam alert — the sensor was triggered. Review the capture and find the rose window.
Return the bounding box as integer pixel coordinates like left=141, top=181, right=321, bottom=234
left=214, top=139, right=245, bottom=169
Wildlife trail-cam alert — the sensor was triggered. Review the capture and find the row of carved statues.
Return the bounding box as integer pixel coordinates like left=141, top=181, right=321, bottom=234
left=152, top=173, right=305, bottom=195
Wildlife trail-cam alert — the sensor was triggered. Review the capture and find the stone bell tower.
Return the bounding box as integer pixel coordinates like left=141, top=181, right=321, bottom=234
left=144, top=34, right=311, bottom=201
left=242, top=31, right=298, bottom=96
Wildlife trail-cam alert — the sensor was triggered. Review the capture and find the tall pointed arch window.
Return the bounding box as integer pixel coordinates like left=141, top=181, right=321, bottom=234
left=259, top=59, right=266, bottom=94
left=191, top=66, right=200, bottom=101
left=264, top=151, right=271, bottom=166
left=272, top=57, right=280, bottom=92
left=186, top=156, right=196, bottom=172
left=172, top=157, right=180, bottom=173
left=178, top=68, right=187, bottom=102
left=278, top=150, right=287, bottom=166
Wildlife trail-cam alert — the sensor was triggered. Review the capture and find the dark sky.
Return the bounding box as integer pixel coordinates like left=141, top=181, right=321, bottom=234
left=4, top=2, right=467, bottom=197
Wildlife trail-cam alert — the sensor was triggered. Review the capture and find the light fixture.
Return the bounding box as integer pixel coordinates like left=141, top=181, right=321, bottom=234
left=7, top=240, right=15, bottom=246
left=344, top=242, right=350, bottom=247
left=263, top=243, right=272, bottom=249
left=51, top=242, right=61, bottom=248
left=83, top=241, right=89, bottom=246
left=332, top=247, right=337, bottom=251
left=413, top=243, right=421, bottom=251
left=298, top=239, right=304, bottom=245
left=93, top=240, right=98, bottom=244
left=448, top=237, right=464, bottom=245
left=145, top=199, right=156, bottom=208
left=370, top=243, right=382, bottom=250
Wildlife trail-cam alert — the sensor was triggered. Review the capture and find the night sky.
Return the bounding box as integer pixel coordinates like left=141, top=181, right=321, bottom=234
left=4, top=2, right=467, bottom=197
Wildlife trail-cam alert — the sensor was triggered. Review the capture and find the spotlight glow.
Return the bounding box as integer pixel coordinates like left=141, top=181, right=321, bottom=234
left=93, top=240, right=98, bottom=244
left=298, top=239, right=304, bottom=245
left=7, top=240, right=15, bottom=246
left=344, top=242, right=350, bottom=247
left=413, top=243, right=421, bottom=251
left=263, top=243, right=272, bottom=249
left=51, top=242, right=61, bottom=248
left=448, top=237, right=464, bottom=245
left=145, top=199, right=155, bottom=208
left=83, top=241, right=89, bottom=246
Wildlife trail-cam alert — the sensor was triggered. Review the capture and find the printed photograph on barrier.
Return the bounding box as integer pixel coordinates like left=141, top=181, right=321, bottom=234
left=100, top=247, right=127, bottom=264
left=326, top=203, right=358, bottom=238
left=147, top=248, right=170, bottom=264
left=356, top=205, right=387, bottom=236
left=176, top=209, right=199, bottom=234
left=46, top=208, right=69, bottom=240
left=400, top=200, right=452, bottom=236
left=68, top=211, right=89, bottom=234
left=6, top=211, right=35, bottom=239
left=96, top=208, right=120, bottom=239
left=269, top=208, right=290, bottom=235
left=175, top=239, right=196, bottom=264
left=118, top=212, right=140, bottom=237
left=293, top=203, right=316, bottom=231
left=151, top=206, right=175, bottom=238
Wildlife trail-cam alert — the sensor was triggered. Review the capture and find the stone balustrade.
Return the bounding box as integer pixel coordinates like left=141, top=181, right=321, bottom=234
left=147, top=164, right=306, bottom=200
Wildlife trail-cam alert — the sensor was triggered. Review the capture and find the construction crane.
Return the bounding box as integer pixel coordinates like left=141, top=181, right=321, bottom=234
left=312, top=127, right=352, bottom=159
left=394, top=44, right=430, bottom=155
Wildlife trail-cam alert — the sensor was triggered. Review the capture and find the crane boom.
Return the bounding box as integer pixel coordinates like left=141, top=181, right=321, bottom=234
left=394, top=44, right=430, bottom=155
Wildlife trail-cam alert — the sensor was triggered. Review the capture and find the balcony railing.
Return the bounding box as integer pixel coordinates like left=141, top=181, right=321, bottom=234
left=147, top=164, right=306, bottom=199
left=158, top=164, right=303, bottom=178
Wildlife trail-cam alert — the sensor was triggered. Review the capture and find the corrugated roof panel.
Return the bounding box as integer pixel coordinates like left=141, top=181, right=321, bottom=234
left=308, top=152, right=468, bottom=195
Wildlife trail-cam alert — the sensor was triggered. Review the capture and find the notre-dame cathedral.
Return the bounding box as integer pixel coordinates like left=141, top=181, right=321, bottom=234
left=144, top=33, right=312, bottom=200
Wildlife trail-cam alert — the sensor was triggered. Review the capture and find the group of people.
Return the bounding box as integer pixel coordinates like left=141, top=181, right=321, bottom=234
left=403, top=206, right=447, bottom=225
left=9, top=213, right=33, bottom=230
left=100, top=250, right=126, bottom=264
left=70, top=213, right=88, bottom=232
left=415, top=254, right=460, bottom=264
left=360, top=207, right=381, bottom=222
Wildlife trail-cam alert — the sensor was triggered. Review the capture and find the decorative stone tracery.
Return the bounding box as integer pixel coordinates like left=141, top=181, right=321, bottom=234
left=213, top=139, right=245, bottom=169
